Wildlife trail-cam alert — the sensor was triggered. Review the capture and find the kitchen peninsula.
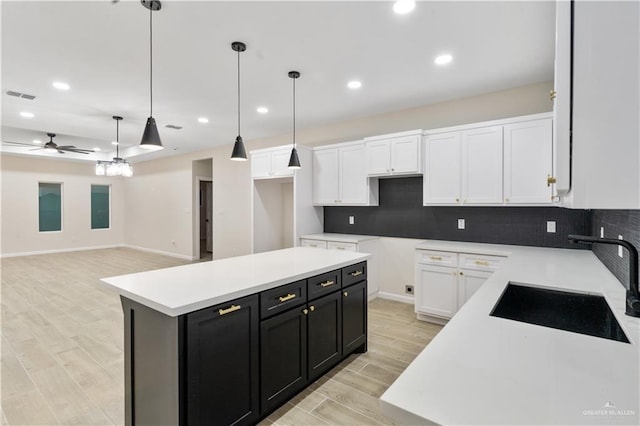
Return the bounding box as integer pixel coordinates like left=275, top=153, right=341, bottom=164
left=101, top=247, right=370, bottom=425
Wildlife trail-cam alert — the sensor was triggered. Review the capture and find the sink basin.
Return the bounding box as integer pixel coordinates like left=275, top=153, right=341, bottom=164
left=490, top=282, right=629, bottom=343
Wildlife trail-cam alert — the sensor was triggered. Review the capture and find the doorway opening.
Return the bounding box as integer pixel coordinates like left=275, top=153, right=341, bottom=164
left=198, top=179, right=213, bottom=260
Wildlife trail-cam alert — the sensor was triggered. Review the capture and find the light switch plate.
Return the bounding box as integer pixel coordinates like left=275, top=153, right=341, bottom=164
left=349, top=216, right=355, bottom=225
left=458, top=219, right=465, bottom=230
left=546, top=221, right=556, bottom=233
left=618, top=235, right=624, bottom=257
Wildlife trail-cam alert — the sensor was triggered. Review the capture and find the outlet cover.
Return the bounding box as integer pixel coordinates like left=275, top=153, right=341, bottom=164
left=458, top=218, right=465, bottom=230
left=600, top=227, right=605, bottom=238
left=546, top=221, right=556, bottom=233
left=405, top=285, right=414, bottom=295
left=618, top=235, right=624, bottom=257
left=349, top=216, right=355, bottom=225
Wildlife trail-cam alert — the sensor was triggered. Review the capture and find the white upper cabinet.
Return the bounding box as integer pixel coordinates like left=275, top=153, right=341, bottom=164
left=504, top=118, right=553, bottom=204
left=424, top=132, right=461, bottom=204
left=251, top=147, right=294, bottom=179
left=312, top=141, right=378, bottom=206
left=461, top=126, right=503, bottom=204
left=365, top=130, right=422, bottom=177
left=552, top=0, right=571, bottom=196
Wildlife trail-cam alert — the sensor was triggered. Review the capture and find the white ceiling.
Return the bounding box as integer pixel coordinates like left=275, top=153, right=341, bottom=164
left=1, top=1, right=555, bottom=163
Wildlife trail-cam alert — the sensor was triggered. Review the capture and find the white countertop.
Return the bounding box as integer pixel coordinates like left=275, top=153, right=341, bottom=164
left=300, top=233, right=380, bottom=243
left=381, top=241, right=640, bottom=425
left=100, top=247, right=369, bottom=317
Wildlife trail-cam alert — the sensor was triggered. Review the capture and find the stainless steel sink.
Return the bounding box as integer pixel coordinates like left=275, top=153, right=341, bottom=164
left=490, top=282, right=630, bottom=343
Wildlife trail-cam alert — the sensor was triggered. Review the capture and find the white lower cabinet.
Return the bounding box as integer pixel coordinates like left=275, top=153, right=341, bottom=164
left=415, top=249, right=505, bottom=323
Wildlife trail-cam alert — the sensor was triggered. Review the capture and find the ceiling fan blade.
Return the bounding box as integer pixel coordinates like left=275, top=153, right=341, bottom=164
left=3, top=140, right=38, bottom=147
left=60, top=147, right=94, bottom=154
left=29, top=147, right=45, bottom=151
left=56, top=149, right=66, bottom=154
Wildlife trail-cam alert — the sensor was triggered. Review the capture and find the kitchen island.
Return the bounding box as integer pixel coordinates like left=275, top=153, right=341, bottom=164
left=381, top=241, right=640, bottom=425
left=101, top=247, right=370, bottom=425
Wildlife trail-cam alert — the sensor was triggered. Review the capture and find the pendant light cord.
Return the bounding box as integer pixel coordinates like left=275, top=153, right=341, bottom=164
left=292, top=77, right=296, bottom=148
left=237, top=49, right=241, bottom=135
left=149, top=7, right=153, bottom=117
left=116, top=119, right=119, bottom=158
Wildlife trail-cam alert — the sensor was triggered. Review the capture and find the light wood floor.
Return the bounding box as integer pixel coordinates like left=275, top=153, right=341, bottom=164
left=1, top=248, right=442, bottom=425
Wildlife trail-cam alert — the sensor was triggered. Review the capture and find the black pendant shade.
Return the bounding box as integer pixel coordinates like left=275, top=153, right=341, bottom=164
left=231, top=135, right=247, bottom=161
left=288, top=147, right=301, bottom=169
left=140, top=116, right=163, bottom=150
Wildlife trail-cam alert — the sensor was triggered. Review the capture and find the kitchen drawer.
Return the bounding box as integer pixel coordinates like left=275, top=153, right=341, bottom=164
left=327, top=241, right=357, bottom=252
left=342, top=261, right=367, bottom=287
left=260, top=280, right=307, bottom=319
left=300, top=239, right=328, bottom=249
left=416, top=250, right=457, bottom=267
left=308, top=269, right=341, bottom=300
left=459, top=253, right=506, bottom=271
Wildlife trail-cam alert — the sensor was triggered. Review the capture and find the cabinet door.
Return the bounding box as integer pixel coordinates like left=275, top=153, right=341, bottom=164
left=365, top=140, right=391, bottom=176
left=504, top=119, right=553, bottom=204
left=458, top=269, right=492, bottom=310
left=391, top=135, right=420, bottom=174
left=339, top=144, right=369, bottom=204
left=260, top=306, right=308, bottom=416
left=271, top=149, right=294, bottom=177
left=252, top=152, right=272, bottom=179
left=307, top=291, right=342, bottom=381
left=461, top=126, right=503, bottom=204
left=186, top=295, right=259, bottom=426
left=342, top=280, right=367, bottom=356
left=553, top=0, right=571, bottom=195
left=415, top=264, right=458, bottom=319
left=312, top=148, right=339, bottom=205
left=423, top=132, right=461, bottom=204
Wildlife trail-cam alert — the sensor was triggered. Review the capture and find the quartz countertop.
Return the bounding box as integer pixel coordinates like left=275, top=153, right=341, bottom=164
left=380, top=241, right=640, bottom=425
left=101, top=247, right=369, bottom=317
left=300, top=233, right=379, bottom=243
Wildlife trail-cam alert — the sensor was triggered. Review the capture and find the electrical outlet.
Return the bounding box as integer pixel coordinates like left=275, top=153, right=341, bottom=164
left=600, top=226, right=605, bottom=238
left=546, top=221, right=556, bottom=233
left=458, top=218, right=465, bottom=230
left=405, top=285, right=414, bottom=295
left=618, top=235, right=624, bottom=257
left=349, top=216, right=355, bottom=225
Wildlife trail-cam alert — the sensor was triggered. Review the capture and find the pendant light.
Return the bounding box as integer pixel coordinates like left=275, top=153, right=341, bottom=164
left=139, top=0, right=163, bottom=150
left=287, top=71, right=301, bottom=169
left=96, top=116, right=133, bottom=177
left=230, top=41, right=247, bottom=161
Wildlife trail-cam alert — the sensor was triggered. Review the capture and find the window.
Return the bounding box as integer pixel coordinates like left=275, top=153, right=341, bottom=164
left=91, top=184, right=110, bottom=230
left=39, top=182, right=62, bottom=232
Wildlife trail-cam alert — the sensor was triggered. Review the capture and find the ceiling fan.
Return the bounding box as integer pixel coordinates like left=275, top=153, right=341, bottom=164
left=3, top=133, right=94, bottom=154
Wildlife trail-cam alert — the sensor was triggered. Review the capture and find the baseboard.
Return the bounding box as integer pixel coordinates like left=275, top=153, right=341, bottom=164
left=0, top=244, right=123, bottom=258
left=377, top=291, right=414, bottom=305
left=122, top=244, right=196, bottom=261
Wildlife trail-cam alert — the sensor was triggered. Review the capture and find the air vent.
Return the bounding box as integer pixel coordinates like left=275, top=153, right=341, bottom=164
left=165, top=124, right=182, bottom=130
left=5, top=90, right=36, bottom=100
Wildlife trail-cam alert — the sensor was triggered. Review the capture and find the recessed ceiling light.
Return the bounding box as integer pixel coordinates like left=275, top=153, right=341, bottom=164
left=20, top=111, right=34, bottom=118
left=112, top=141, right=119, bottom=146
left=434, top=54, right=453, bottom=65
left=52, top=81, right=70, bottom=91
left=393, top=0, right=415, bottom=15
left=347, top=80, right=362, bottom=90
left=256, top=106, right=269, bottom=114
left=197, top=117, right=209, bottom=124
left=32, top=139, right=42, bottom=144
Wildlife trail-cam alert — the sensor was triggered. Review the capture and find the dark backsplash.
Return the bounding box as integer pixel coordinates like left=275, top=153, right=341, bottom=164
left=324, top=177, right=591, bottom=249
left=591, top=210, right=640, bottom=290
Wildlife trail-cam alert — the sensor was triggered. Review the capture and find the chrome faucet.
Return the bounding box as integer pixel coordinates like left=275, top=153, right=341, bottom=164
left=568, top=234, right=640, bottom=318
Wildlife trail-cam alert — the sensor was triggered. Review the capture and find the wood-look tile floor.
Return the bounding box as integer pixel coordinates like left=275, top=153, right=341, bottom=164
left=1, top=248, right=442, bottom=425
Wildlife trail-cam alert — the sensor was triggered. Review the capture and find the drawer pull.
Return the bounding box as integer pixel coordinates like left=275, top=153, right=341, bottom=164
left=474, top=260, right=490, bottom=266
left=430, top=256, right=443, bottom=261
left=219, top=305, right=241, bottom=316
left=343, top=291, right=348, bottom=297
left=302, top=308, right=309, bottom=315
left=309, top=305, right=315, bottom=312
left=350, top=270, right=363, bottom=277
left=320, top=280, right=335, bottom=288
left=336, top=246, right=345, bottom=250
left=309, top=243, right=318, bottom=247
left=278, top=293, right=296, bottom=302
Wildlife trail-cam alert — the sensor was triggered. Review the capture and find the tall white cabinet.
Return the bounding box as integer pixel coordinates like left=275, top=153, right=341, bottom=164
left=251, top=145, right=323, bottom=253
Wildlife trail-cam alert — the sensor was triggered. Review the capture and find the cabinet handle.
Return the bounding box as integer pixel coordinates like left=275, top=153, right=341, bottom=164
left=302, top=308, right=309, bottom=315
left=547, top=175, right=557, bottom=187
left=350, top=270, right=363, bottom=277
left=320, top=280, right=335, bottom=287
left=336, top=247, right=345, bottom=250
left=505, top=198, right=510, bottom=203
left=219, top=305, right=241, bottom=316
left=309, top=243, right=318, bottom=247
left=278, top=293, right=296, bottom=302
left=430, top=256, right=443, bottom=261
left=474, top=260, right=490, bottom=266
left=343, top=291, right=348, bottom=297
left=550, top=90, right=557, bottom=101
left=391, top=168, right=395, bottom=172
left=456, top=198, right=460, bottom=203
left=310, top=305, right=315, bottom=312
left=459, top=271, right=464, bottom=276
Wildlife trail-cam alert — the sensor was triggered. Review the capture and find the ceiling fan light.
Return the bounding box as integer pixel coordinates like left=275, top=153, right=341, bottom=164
left=95, top=162, right=106, bottom=176
left=231, top=135, right=247, bottom=161
left=140, top=116, right=163, bottom=150
left=122, top=162, right=133, bottom=177
left=288, top=147, right=301, bottom=169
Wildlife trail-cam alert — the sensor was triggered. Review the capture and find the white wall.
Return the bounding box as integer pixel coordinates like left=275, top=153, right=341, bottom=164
left=1, top=155, right=125, bottom=256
